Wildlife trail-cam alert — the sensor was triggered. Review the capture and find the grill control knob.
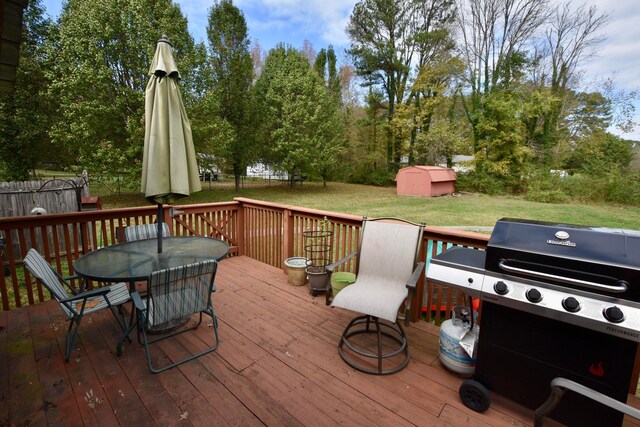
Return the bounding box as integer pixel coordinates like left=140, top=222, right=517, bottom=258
left=562, top=297, right=581, bottom=313
left=494, top=281, right=509, bottom=295
left=526, top=288, right=542, bottom=303
left=604, top=306, right=625, bottom=323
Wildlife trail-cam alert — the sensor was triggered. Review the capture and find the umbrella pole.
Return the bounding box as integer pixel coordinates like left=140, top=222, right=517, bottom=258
left=157, top=204, right=163, bottom=253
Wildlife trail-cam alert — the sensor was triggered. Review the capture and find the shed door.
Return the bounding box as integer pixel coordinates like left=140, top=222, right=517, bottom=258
left=406, top=172, right=426, bottom=195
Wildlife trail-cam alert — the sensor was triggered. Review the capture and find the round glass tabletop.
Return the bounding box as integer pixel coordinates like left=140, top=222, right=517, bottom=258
left=74, top=236, right=229, bottom=282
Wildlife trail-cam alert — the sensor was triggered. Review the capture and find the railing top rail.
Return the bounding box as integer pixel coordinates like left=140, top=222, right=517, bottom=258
left=425, top=225, right=490, bottom=247
left=234, top=197, right=363, bottom=224
left=0, top=200, right=240, bottom=229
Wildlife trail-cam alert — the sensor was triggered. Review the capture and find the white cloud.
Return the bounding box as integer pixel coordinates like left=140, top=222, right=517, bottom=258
left=234, top=0, right=356, bottom=47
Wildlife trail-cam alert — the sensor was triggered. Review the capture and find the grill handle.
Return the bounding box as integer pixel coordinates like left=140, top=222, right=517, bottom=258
left=498, top=260, right=628, bottom=293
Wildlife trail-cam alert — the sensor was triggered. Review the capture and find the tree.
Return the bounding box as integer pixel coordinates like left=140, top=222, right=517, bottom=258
left=207, top=0, right=255, bottom=192
left=0, top=0, right=55, bottom=180
left=313, top=46, right=346, bottom=186
left=474, top=90, right=533, bottom=192
left=457, top=0, right=550, bottom=149
left=48, top=0, right=201, bottom=181
left=347, top=0, right=456, bottom=169
left=392, top=54, right=467, bottom=165
left=568, top=130, right=633, bottom=174
left=534, top=3, right=609, bottom=163
left=254, top=45, right=343, bottom=187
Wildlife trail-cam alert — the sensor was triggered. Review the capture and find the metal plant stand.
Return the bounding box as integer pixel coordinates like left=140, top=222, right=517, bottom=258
left=303, top=229, right=333, bottom=296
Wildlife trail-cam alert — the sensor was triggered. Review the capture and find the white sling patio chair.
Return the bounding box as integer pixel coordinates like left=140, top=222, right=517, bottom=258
left=124, top=259, right=219, bottom=373
left=24, top=248, right=130, bottom=361
left=329, top=217, right=425, bottom=374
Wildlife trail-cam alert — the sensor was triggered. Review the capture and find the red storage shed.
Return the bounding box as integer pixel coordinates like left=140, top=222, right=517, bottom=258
left=395, top=166, right=457, bottom=197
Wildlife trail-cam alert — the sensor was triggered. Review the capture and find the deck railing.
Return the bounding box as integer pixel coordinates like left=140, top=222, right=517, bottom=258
left=0, top=197, right=488, bottom=323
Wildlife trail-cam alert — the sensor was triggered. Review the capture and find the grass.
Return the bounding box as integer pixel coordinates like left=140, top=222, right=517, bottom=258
left=97, top=180, right=640, bottom=231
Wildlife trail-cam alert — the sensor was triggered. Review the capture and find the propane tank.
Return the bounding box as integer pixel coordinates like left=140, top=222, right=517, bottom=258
left=439, top=306, right=479, bottom=377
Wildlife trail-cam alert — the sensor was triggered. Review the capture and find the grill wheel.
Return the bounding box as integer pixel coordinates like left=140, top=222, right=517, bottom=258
left=459, top=379, right=491, bottom=412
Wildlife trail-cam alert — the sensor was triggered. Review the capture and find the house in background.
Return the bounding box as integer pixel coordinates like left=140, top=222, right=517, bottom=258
left=395, top=165, right=457, bottom=197
left=438, top=155, right=475, bottom=173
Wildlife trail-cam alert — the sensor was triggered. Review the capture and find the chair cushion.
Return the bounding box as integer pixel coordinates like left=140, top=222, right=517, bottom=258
left=331, top=279, right=408, bottom=322
left=74, top=282, right=130, bottom=317
left=331, top=220, right=421, bottom=322
left=144, top=288, right=208, bottom=328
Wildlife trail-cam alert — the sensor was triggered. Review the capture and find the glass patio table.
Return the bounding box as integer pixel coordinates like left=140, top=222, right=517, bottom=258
left=73, top=236, right=229, bottom=283
left=74, top=236, right=229, bottom=339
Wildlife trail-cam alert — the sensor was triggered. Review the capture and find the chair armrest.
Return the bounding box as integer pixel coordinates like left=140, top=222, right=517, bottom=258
left=59, top=286, right=110, bottom=303
left=131, top=291, right=145, bottom=311
left=533, top=377, right=640, bottom=427
left=326, top=251, right=357, bottom=273
left=63, top=275, right=89, bottom=294
left=406, top=262, right=425, bottom=291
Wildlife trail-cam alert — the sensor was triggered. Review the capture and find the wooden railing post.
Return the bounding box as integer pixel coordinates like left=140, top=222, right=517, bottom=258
left=283, top=207, right=294, bottom=271
left=236, top=199, right=245, bottom=256
left=162, top=205, right=173, bottom=234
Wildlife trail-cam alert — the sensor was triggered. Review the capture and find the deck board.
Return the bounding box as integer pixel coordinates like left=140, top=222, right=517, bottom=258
left=1, top=255, right=639, bottom=426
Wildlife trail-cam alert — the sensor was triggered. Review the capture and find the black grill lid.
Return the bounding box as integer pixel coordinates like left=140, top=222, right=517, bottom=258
left=485, top=218, right=640, bottom=299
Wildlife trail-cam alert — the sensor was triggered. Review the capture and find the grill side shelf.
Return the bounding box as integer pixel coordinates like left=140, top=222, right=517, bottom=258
left=426, top=247, right=486, bottom=297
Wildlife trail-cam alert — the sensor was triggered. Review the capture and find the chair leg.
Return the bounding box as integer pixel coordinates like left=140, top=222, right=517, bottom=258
left=338, top=314, right=410, bottom=375
left=142, top=309, right=220, bottom=374
left=65, top=315, right=83, bottom=362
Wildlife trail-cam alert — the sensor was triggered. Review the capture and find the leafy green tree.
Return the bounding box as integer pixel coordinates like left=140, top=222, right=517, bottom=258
left=392, top=53, right=465, bottom=164
left=313, top=45, right=346, bottom=186
left=207, top=0, right=255, bottom=191
left=0, top=0, right=55, bottom=180
left=457, top=0, right=549, bottom=150
left=568, top=130, right=633, bottom=173
left=474, top=90, right=533, bottom=192
left=535, top=3, right=609, bottom=162
left=347, top=0, right=456, bottom=169
left=48, top=0, right=201, bottom=181
left=255, top=45, right=343, bottom=187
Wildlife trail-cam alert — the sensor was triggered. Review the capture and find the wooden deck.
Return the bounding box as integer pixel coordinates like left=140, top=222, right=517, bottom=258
left=2, top=255, right=639, bottom=426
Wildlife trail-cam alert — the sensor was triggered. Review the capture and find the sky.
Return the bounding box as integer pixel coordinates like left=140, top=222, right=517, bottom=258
left=40, top=0, right=640, bottom=139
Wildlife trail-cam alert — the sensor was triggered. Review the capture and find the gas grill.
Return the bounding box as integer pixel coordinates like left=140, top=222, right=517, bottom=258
left=427, top=218, right=640, bottom=426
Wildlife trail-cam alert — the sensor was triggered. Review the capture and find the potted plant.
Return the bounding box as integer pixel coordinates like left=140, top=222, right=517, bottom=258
left=303, top=217, right=333, bottom=296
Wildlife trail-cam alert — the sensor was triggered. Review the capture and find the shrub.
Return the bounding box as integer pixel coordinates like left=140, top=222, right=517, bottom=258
left=346, top=168, right=395, bottom=187
left=524, top=190, right=570, bottom=203
left=456, top=171, right=508, bottom=195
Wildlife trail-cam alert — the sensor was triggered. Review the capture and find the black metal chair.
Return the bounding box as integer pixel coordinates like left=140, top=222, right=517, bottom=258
left=124, top=259, right=219, bottom=373
left=329, top=218, right=425, bottom=375
left=24, top=248, right=130, bottom=361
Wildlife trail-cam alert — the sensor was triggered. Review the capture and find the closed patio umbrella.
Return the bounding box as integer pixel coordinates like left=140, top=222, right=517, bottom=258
left=141, top=35, right=201, bottom=252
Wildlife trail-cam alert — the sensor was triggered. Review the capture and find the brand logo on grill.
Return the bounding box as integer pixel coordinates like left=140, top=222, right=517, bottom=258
left=547, top=230, right=576, bottom=247
left=606, top=325, right=640, bottom=339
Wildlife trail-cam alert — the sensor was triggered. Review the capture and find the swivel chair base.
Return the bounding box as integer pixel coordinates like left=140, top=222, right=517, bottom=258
left=338, top=314, right=409, bottom=375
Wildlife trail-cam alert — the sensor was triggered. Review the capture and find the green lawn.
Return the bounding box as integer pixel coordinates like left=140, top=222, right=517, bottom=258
left=97, top=180, right=640, bottom=231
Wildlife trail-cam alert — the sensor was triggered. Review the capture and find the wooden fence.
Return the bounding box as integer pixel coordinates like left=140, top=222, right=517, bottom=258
left=0, top=177, right=89, bottom=217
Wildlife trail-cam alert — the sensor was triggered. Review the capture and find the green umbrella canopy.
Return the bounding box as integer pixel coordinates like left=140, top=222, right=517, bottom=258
left=141, top=35, right=201, bottom=205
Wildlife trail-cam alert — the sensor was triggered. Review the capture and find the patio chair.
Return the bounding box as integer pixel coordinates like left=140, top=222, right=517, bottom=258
left=128, top=259, right=219, bottom=373
left=123, top=222, right=170, bottom=241
left=24, top=248, right=130, bottom=361
left=329, top=217, right=425, bottom=375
